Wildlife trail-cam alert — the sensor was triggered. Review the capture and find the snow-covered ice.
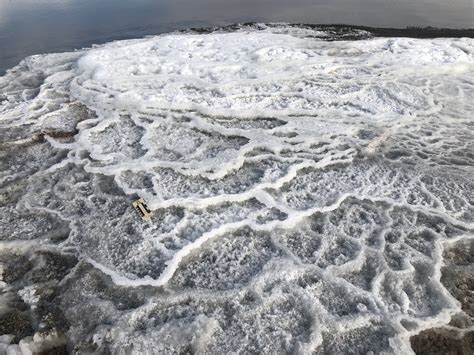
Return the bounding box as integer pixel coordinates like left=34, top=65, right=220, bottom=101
left=0, top=25, right=473, bottom=353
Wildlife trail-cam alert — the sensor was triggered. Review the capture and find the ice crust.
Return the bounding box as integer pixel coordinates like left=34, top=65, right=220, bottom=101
left=0, top=26, right=473, bottom=353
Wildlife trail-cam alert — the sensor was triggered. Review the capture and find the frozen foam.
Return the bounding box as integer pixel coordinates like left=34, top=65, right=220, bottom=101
left=1, top=25, right=473, bottom=354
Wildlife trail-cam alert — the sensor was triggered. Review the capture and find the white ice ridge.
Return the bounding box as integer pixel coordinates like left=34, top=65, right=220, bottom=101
left=1, top=26, right=473, bottom=354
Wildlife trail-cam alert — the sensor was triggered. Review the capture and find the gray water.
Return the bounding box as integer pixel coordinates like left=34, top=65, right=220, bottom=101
left=0, top=0, right=473, bottom=74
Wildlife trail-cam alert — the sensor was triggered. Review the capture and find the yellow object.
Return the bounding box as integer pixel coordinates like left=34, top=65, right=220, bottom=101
left=132, top=198, right=153, bottom=221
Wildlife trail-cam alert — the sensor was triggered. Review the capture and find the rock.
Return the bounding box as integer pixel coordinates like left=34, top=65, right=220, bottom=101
left=410, top=328, right=473, bottom=355
left=0, top=311, right=33, bottom=343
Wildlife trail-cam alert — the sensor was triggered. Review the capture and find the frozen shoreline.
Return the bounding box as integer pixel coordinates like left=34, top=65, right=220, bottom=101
left=1, top=25, right=473, bottom=353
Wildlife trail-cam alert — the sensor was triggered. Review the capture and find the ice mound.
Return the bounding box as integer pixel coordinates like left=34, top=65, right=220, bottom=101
left=1, top=25, right=473, bottom=353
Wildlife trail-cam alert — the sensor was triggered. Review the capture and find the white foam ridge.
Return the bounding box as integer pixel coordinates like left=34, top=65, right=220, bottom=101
left=1, top=26, right=473, bottom=353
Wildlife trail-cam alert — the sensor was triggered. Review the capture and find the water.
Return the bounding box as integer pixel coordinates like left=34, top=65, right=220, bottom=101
left=0, top=0, right=473, bottom=73
left=0, top=25, right=473, bottom=353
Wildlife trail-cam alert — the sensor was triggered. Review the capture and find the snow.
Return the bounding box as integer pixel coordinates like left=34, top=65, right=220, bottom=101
left=0, top=25, right=473, bottom=353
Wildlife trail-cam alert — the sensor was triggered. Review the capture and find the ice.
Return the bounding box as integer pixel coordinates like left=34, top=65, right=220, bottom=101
left=0, top=25, right=473, bottom=353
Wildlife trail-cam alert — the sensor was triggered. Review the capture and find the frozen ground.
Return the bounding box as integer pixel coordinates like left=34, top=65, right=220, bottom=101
left=0, top=24, right=473, bottom=354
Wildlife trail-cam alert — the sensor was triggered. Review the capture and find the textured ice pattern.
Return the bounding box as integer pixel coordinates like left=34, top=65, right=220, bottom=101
left=1, top=26, right=473, bottom=353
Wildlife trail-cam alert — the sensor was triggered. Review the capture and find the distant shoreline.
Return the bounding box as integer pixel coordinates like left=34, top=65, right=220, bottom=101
left=184, top=22, right=474, bottom=39
left=314, top=23, right=474, bottom=38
